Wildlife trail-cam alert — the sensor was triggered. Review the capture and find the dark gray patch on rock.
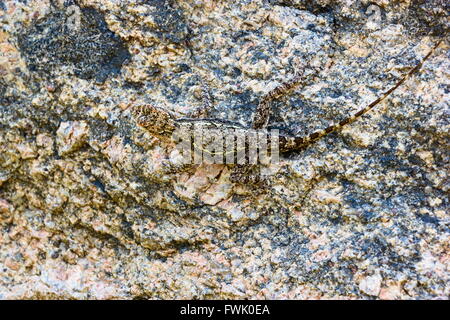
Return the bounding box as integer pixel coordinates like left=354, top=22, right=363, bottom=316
left=270, top=0, right=448, bottom=38
left=0, top=80, right=6, bottom=104
left=406, top=0, right=449, bottom=37
left=146, top=0, right=189, bottom=44
left=17, top=3, right=130, bottom=82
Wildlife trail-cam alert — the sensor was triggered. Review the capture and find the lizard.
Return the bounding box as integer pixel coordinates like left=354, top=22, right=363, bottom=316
left=132, top=41, right=442, bottom=184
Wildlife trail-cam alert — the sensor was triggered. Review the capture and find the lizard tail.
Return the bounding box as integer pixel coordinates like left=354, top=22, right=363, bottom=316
left=281, top=40, right=442, bottom=152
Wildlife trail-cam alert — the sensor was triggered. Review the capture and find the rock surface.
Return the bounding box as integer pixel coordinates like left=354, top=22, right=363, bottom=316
left=0, top=0, right=448, bottom=299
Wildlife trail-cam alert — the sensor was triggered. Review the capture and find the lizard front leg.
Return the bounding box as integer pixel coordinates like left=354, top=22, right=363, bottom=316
left=189, top=80, right=214, bottom=118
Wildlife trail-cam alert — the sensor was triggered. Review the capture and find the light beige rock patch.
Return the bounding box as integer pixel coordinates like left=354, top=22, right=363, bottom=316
left=56, top=121, right=89, bottom=156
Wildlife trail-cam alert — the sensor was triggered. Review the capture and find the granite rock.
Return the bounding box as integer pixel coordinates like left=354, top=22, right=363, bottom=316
left=0, top=0, right=448, bottom=299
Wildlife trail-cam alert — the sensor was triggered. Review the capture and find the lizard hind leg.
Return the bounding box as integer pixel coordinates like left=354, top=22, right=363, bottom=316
left=230, top=164, right=268, bottom=186
left=252, top=66, right=308, bottom=130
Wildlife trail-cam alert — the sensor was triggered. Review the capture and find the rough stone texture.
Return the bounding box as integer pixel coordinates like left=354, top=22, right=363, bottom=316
left=0, top=0, right=448, bottom=299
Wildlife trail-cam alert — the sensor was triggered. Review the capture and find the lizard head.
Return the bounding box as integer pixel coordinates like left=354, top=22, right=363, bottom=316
left=132, top=104, right=176, bottom=137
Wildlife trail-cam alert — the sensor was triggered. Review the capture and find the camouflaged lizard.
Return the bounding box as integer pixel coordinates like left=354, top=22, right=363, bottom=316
left=132, top=41, right=441, bottom=184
